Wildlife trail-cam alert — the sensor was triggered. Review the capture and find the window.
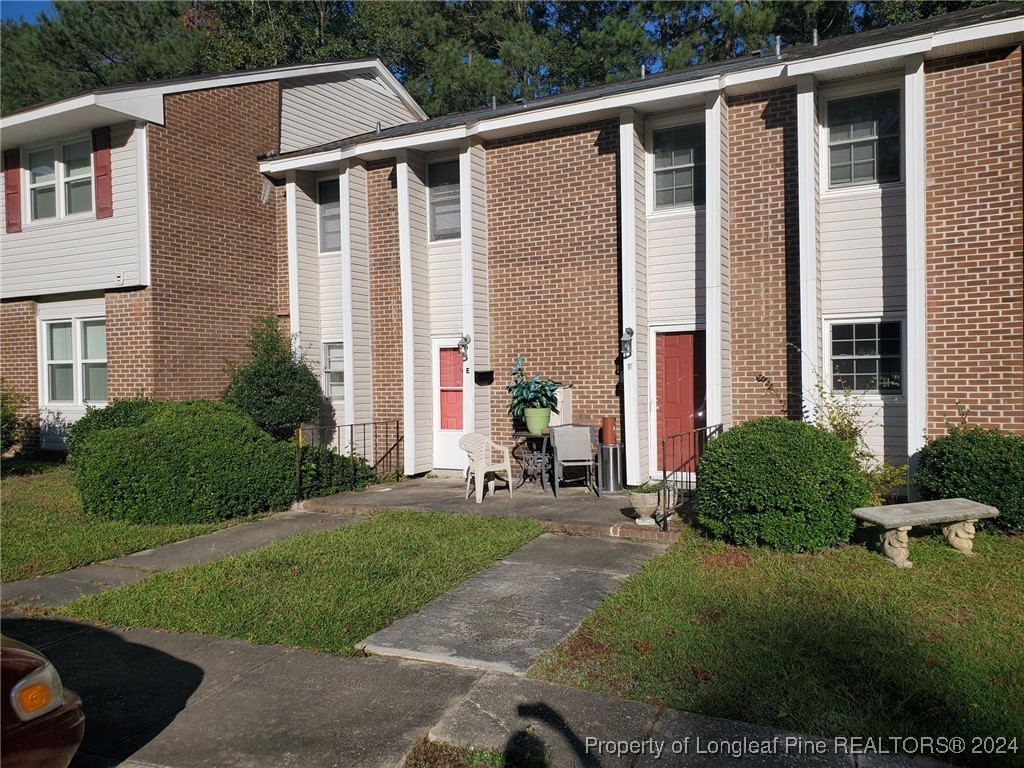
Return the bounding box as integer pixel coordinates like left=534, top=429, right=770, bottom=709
left=830, top=321, right=901, bottom=394
left=26, top=138, right=93, bottom=221
left=318, top=178, right=341, bottom=252
left=323, top=342, right=344, bottom=398
left=428, top=160, right=460, bottom=240
left=827, top=90, right=900, bottom=188
left=44, top=318, right=106, bottom=404
left=653, top=124, right=705, bottom=208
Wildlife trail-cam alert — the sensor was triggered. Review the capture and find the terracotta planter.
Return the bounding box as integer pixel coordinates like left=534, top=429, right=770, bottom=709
left=524, top=407, right=551, bottom=435
left=627, top=490, right=660, bottom=526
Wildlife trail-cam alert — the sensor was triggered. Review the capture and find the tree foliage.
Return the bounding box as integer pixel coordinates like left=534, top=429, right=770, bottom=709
left=2, top=1, right=992, bottom=117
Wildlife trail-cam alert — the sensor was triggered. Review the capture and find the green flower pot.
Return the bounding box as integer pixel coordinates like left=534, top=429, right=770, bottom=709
left=524, top=407, right=551, bottom=435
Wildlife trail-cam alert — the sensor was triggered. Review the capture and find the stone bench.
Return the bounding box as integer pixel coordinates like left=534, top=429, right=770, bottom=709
left=852, top=498, right=999, bottom=569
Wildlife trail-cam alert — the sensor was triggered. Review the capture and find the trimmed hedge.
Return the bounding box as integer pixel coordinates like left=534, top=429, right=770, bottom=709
left=74, top=401, right=294, bottom=524
left=915, top=426, right=1024, bottom=533
left=697, top=417, right=870, bottom=552
left=66, top=397, right=168, bottom=466
left=299, top=444, right=376, bottom=499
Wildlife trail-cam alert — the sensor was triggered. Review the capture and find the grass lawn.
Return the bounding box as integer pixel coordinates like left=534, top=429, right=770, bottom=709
left=60, top=510, right=543, bottom=655
left=530, top=527, right=1024, bottom=767
left=1, top=460, right=234, bottom=583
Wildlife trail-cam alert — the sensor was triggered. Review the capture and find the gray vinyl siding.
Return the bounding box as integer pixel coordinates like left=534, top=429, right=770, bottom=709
left=428, top=238, right=462, bottom=335
left=280, top=73, right=420, bottom=153
left=404, top=151, right=432, bottom=473
left=631, top=112, right=650, bottom=478
left=295, top=174, right=322, bottom=371
left=647, top=207, right=707, bottom=326
left=820, top=183, right=907, bottom=465
left=348, top=162, right=372, bottom=427
left=1, top=122, right=142, bottom=299
left=469, top=140, right=490, bottom=437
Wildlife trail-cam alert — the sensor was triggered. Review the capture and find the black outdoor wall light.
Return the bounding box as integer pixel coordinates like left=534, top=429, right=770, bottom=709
left=620, top=327, right=634, bottom=359
left=457, top=334, right=472, bottom=361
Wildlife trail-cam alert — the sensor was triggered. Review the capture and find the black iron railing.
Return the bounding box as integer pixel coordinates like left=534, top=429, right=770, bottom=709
left=295, top=420, right=403, bottom=501
left=660, top=423, right=723, bottom=519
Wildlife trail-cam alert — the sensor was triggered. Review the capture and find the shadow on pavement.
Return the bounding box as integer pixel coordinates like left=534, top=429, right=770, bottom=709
left=1, top=615, right=203, bottom=766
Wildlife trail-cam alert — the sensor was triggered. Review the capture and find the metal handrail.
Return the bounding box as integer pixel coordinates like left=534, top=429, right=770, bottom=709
left=660, top=423, right=724, bottom=528
left=295, top=419, right=403, bottom=501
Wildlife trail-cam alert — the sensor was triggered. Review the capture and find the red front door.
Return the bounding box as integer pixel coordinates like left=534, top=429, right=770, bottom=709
left=657, top=331, right=706, bottom=472
left=439, top=348, right=463, bottom=431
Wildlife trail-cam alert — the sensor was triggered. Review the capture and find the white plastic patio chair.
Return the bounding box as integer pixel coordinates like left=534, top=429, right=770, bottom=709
left=549, top=424, right=603, bottom=499
left=459, top=433, right=514, bottom=503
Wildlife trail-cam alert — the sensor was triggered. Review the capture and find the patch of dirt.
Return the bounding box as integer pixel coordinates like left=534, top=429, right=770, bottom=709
left=691, top=607, right=724, bottom=626
left=700, top=549, right=751, bottom=568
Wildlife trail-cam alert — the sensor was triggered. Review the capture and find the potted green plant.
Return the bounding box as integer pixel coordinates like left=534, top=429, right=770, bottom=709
left=507, top=356, right=560, bottom=434
left=626, top=481, right=662, bottom=526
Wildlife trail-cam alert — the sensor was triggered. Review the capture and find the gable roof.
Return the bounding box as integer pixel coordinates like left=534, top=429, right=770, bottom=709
left=260, top=1, right=1022, bottom=170
left=0, top=59, right=427, bottom=150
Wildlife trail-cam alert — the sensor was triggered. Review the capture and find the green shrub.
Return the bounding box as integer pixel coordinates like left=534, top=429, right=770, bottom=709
left=299, top=444, right=376, bottom=499
left=223, top=315, right=323, bottom=440
left=1, top=378, right=27, bottom=454
left=697, top=417, right=870, bottom=552
left=65, top=397, right=168, bottom=466
left=74, top=401, right=294, bottom=524
left=915, top=426, right=1024, bottom=533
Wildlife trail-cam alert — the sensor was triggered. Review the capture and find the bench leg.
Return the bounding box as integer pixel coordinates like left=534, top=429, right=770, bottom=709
left=943, top=519, right=977, bottom=555
left=880, top=526, right=913, bottom=569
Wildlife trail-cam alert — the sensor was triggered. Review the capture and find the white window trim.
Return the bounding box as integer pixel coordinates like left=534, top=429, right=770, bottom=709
left=21, top=133, right=95, bottom=227
left=822, top=314, right=906, bottom=403
left=819, top=74, right=904, bottom=197
left=38, top=315, right=107, bottom=408
left=316, top=175, right=342, bottom=254
left=427, top=154, right=461, bottom=242
left=322, top=340, right=344, bottom=400
left=645, top=108, right=707, bottom=219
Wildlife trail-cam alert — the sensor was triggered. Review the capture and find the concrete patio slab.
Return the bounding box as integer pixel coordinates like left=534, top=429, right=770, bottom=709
left=358, top=534, right=663, bottom=675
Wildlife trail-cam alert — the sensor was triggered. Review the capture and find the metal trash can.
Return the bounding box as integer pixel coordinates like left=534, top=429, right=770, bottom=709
left=599, top=443, right=624, bottom=492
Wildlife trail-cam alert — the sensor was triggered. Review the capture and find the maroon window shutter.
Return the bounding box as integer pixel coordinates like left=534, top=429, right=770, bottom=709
left=4, top=149, right=21, bottom=233
left=92, top=126, right=113, bottom=219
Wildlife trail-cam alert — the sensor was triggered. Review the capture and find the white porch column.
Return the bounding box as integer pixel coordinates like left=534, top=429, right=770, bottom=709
left=796, top=74, right=820, bottom=419
left=619, top=107, right=644, bottom=484
left=905, top=54, right=928, bottom=478
left=704, top=91, right=726, bottom=429
left=285, top=169, right=300, bottom=349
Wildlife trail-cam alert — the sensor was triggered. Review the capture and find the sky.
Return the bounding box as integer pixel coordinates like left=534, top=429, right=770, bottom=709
left=1, top=0, right=55, bottom=23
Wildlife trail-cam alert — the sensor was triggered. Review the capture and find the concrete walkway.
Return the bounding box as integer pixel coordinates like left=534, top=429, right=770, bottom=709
left=2, top=498, right=945, bottom=767
left=360, top=534, right=665, bottom=674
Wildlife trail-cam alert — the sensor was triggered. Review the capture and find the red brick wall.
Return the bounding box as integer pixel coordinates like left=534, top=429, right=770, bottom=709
left=0, top=299, right=39, bottom=449
left=105, top=288, right=156, bottom=399
left=924, top=46, right=1023, bottom=435
left=367, top=159, right=404, bottom=432
left=146, top=81, right=282, bottom=400
left=485, top=120, right=621, bottom=454
left=728, top=88, right=803, bottom=421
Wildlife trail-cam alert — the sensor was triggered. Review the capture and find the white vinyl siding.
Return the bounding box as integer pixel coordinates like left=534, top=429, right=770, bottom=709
left=631, top=111, right=650, bottom=474
left=646, top=209, right=706, bottom=326
left=820, top=186, right=906, bottom=316
left=280, top=73, right=421, bottom=152
left=1, top=122, right=142, bottom=299
left=347, top=162, right=373, bottom=427
left=294, top=174, right=322, bottom=371
left=429, top=238, right=462, bottom=335
left=468, top=141, right=490, bottom=437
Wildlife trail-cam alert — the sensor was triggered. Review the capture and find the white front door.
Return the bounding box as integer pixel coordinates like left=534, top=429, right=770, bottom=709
left=433, top=340, right=467, bottom=469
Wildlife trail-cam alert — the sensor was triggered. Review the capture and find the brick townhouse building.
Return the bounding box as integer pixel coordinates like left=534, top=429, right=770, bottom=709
left=3, top=4, right=1022, bottom=488
left=1, top=60, right=426, bottom=448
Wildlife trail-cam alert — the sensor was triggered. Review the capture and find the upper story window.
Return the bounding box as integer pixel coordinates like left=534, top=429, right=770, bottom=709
left=653, top=124, right=705, bottom=209
left=27, top=138, right=93, bottom=221
left=827, top=90, right=900, bottom=188
left=318, top=178, right=341, bottom=253
left=428, top=160, right=460, bottom=241
left=830, top=321, right=901, bottom=394
left=44, top=317, right=107, bottom=405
